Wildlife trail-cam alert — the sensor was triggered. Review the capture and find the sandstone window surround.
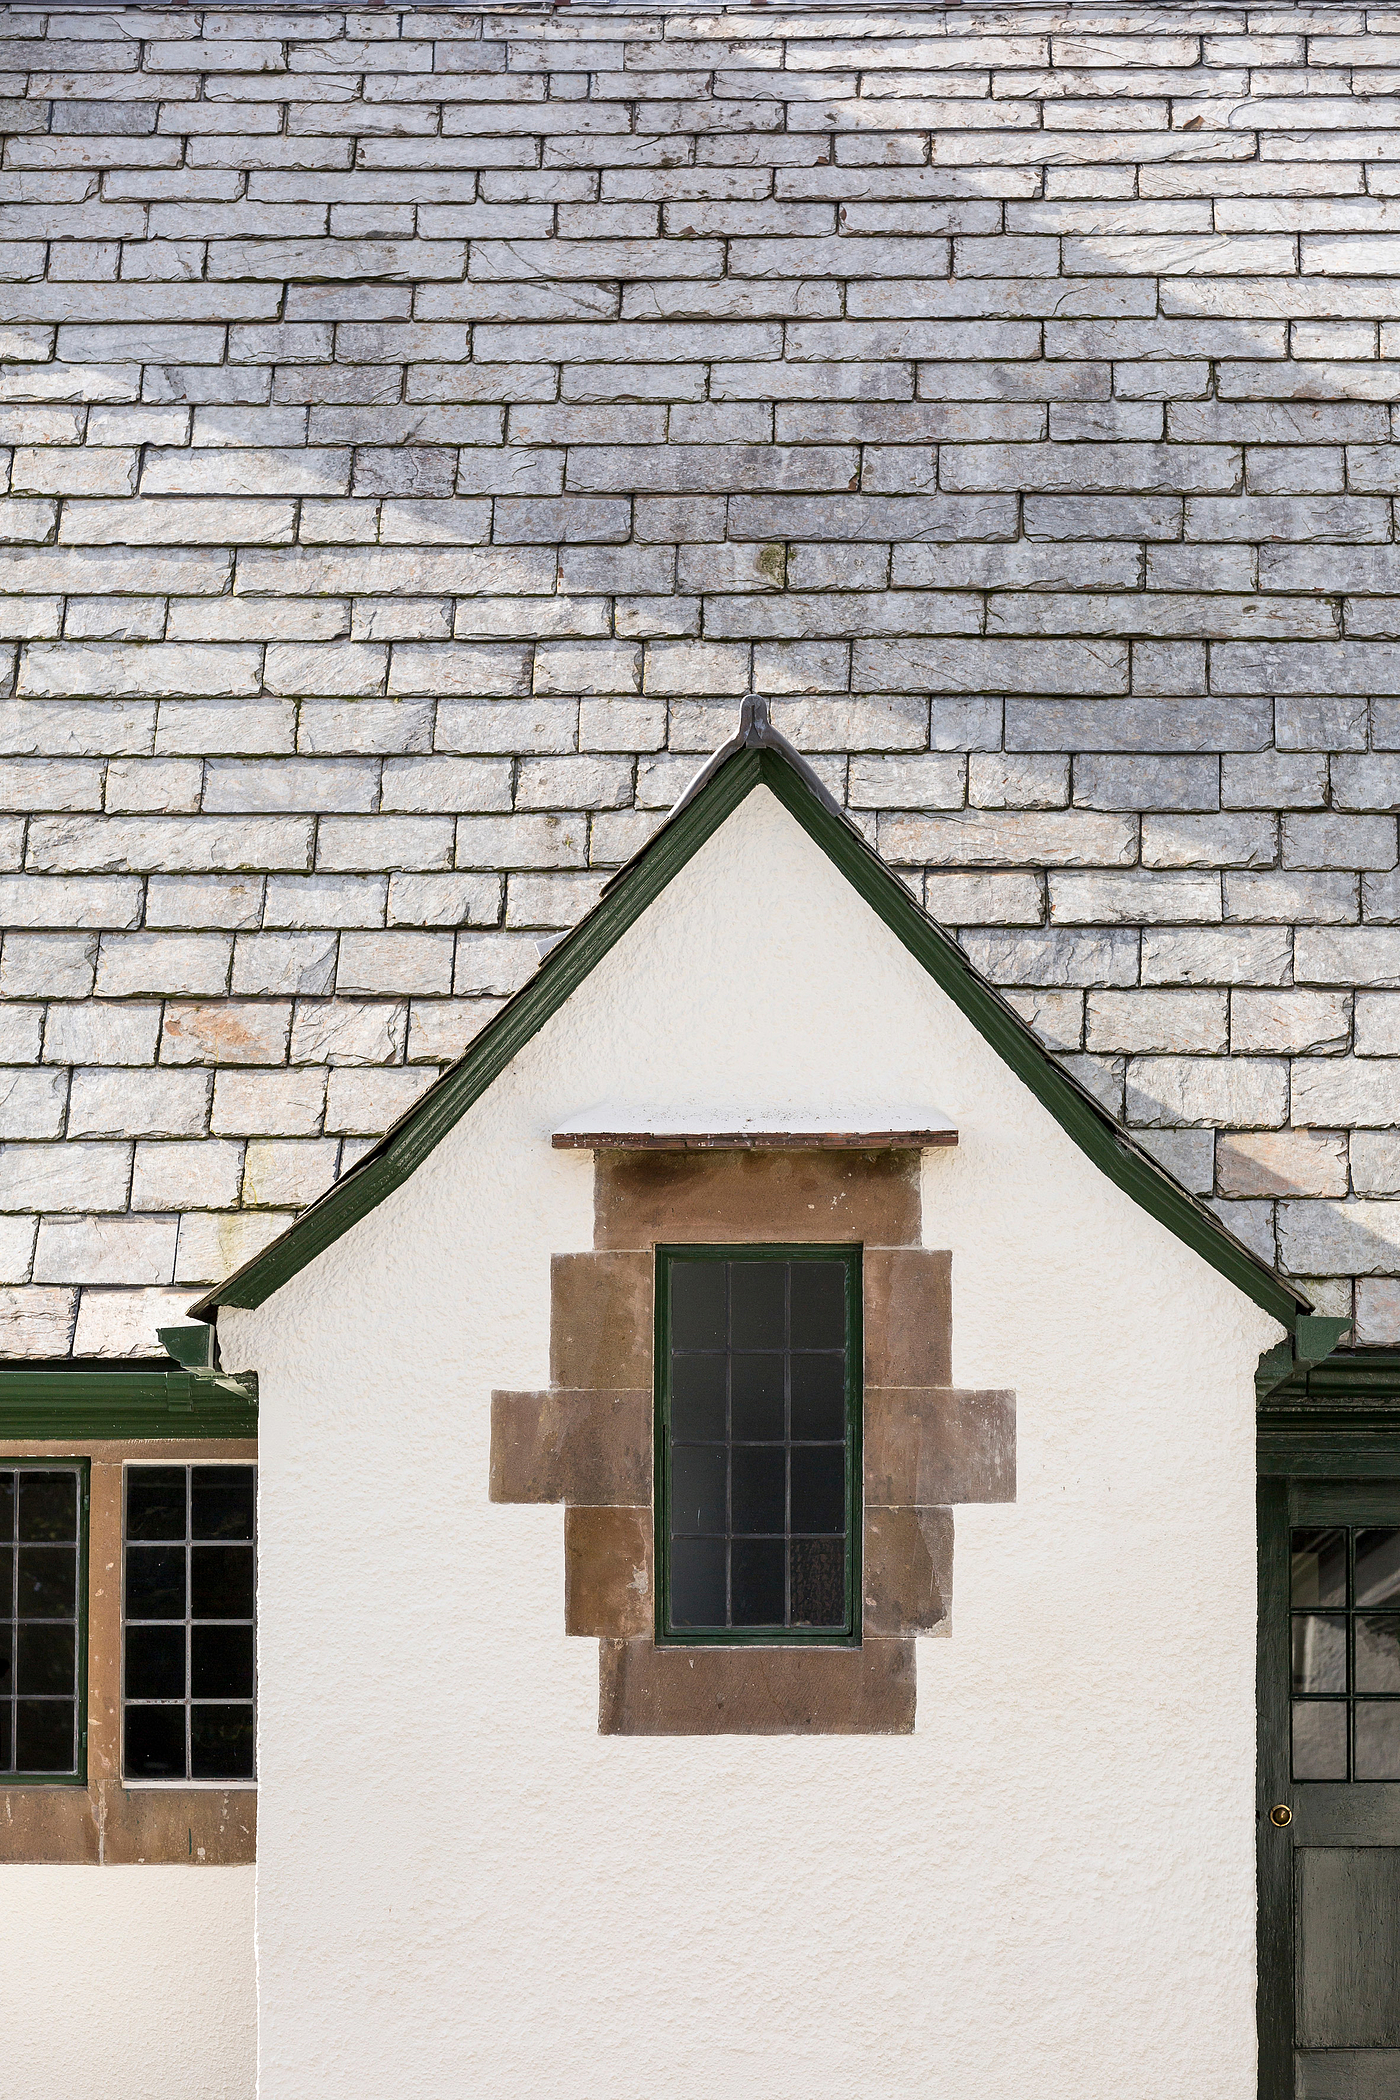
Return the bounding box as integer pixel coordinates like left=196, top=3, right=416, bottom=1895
left=0, top=1359, right=258, bottom=1864
left=491, top=1142, right=1016, bottom=1736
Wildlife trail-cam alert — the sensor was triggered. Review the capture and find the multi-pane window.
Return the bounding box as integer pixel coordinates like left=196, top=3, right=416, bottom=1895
left=1292, top=1525, right=1400, bottom=1781
left=0, top=1465, right=86, bottom=1781
left=657, top=1247, right=859, bottom=1644
left=123, top=1464, right=256, bottom=1783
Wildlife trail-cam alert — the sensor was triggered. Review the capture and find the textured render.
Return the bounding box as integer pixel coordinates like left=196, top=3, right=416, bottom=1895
left=9, top=1, right=1400, bottom=1349
left=221, top=789, right=1279, bottom=2098
left=0, top=1865, right=255, bottom=2099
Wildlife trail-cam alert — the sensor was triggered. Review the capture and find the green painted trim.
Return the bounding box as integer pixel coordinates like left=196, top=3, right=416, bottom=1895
left=653, top=1244, right=862, bottom=1648
left=3, top=1458, right=90, bottom=1789
left=194, top=736, right=1309, bottom=1331
left=0, top=1368, right=257, bottom=1442
left=1261, top=1348, right=1400, bottom=1407
left=1256, top=1476, right=1292, bottom=2100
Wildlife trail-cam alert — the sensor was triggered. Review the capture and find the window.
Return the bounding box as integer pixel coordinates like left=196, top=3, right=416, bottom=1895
left=656, top=1246, right=860, bottom=1645
left=123, top=1464, right=256, bottom=1784
left=1292, top=1525, right=1400, bottom=1781
left=0, top=1463, right=87, bottom=1783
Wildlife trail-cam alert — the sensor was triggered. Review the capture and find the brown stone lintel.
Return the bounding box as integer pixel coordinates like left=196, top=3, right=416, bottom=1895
left=550, top=1250, right=653, bottom=1390
left=865, top=1388, right=1016, bottom=1507
left=565, top=1506, right=652, bottom=1638
left=864, top=1506, right=953, bottom=1637
left=864, top=1248, right=952, bottom=1389
left=597, top=1636, right=916, bottom=1736
left=490, top=1389, right=651, bottom=1506
left=593, top=1148, right=921, bottom=1253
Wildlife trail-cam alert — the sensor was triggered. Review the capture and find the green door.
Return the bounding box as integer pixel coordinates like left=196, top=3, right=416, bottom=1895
left=1260, top=1481, right=1400, bottom=2099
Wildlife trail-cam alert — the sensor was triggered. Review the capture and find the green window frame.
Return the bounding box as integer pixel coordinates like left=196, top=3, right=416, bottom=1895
left=0, top=1458, right=90, bottom=1788
left=654, top=1244, right=862, bottom=1648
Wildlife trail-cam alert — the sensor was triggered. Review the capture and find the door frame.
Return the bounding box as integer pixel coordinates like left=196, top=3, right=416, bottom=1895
left=1256, top=1346, right=1400, bottom=2100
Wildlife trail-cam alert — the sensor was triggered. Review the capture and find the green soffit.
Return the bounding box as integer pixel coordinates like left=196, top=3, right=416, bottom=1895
left=192, top=702, right=1312, bottom=1336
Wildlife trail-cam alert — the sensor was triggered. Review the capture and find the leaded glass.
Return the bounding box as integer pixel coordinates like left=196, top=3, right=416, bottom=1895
left=662, top=1251, right=856, bottom=1640
left=123, top=1463, right=256, bottom=1783
left=1291, top=1524, right=1400, bottom=1782
left=0, top=1467, right=82, bottom=1779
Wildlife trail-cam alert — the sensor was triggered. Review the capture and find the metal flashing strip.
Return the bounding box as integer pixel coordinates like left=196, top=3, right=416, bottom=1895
left=551, top=1127, right=958, bottom=1151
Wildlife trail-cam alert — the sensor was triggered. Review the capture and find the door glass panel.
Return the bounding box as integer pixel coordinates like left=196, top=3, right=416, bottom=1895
left=1291, top=1525, right=1400, bottom=1782
left=1294, top=1699, right=1349, bottom=1781
left=1356, top=1530, right=1400, bottom=1608
left=1294, top=1615, right=1348, bottom=1694
left=1357, top=1617, right=1400, bottom=1694
left=1356, top=1702, right=1400, bottom=1782
left=1294, top=1529, right=1348, bottom=1609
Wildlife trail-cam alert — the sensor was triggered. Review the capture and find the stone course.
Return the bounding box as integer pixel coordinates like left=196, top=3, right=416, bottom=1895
left=4, top=0, right=1400, bottom=1346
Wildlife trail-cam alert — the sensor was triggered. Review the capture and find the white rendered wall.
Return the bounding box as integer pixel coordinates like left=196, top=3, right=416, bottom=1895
left=224, top=787, right=1281, bottom=2100
left=0, top=1866, right=254, bottom=2097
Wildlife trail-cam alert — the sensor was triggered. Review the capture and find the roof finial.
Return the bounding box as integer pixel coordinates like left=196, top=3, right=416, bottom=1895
left=739, top=694, right=770, bottom=745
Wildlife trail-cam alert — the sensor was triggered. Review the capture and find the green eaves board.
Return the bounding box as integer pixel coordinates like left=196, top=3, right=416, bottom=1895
left=191, top=732, right=1311, bottom=1335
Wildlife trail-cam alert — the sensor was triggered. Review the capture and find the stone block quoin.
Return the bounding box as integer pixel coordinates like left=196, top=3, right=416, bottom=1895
left=490, top=1146, right=1015, bottom=1732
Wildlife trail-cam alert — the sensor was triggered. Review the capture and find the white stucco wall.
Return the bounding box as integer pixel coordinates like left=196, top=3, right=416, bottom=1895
left=0, top=1865, right=255, bottom=2096
left=224, top=787, right=1280, bottom=2100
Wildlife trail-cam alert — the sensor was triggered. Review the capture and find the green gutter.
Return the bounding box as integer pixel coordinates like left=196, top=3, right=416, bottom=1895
left=0, top=1363, right=257, bottom=1441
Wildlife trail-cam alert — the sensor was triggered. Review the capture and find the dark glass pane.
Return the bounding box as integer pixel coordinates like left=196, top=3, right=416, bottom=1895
left=1293, top=1699, right=1348, bottom=1781
left=669, top=1538, right=726, bottom=1628
left=18, top=1547, right=74, bottom=1619
left=670, top=1447, right=726, bottom=1535
left=1357, top=1616, right=1400, bottom=1694
left=17, top=1471, right=76, bottom=1543
left=0, top=1546, right=10, bottom=1612
left=790, top=1355, right=846, bottom=1441
left=1356, top=1702, right=1400, bottom=1781
left=730, top=1355, right=784, bottom=1441
left=670, top=1262, right=726, bottom=1351
left=0, top=1701, right=10, bottom=1770
left=126, top=1468, right=187, bottom=1543
left=0, top=1623, right=10, bottom=1690
left=0, top=1472, right=14, bottom=1541
left=1292, top=1614, right=1348, bottom=1695
left=729, top=1262, right=786, bottom=1350
left=791, top=1537, right=846, bottom=1628
left=731, top=1447, right=785, bottom=1535
left=191, top=1468, right=255, bottom=1543
left=670, top=1356, right=726, bottom=1441
left=192, top=1624, right=254, bottom=1701
left=731, top=1539, right=784, bottom=1626
left=789, top=1262, right=845, bottom=1349
left=16, top=1623, right=73, bottom=1696
left=1357, top=1529, right=1400, bottom=1608
left=791, top=1447, right=846, bottom=1535
left=16, top=1699, right=72, bottom=1774
left=126, top=1545, right=185, bottom=1620
left=125, top=1704, right=186, bottom=1781
left=191, top=1704, right=255, bottom=1782
left=125, top=1624, right=185, bottom=1701
left=191, top=1545, right=255, bottom=1621
left=1292, top=1528, right=1347, bottom=1609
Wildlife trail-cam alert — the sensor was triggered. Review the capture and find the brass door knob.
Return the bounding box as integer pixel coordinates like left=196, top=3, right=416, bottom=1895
left=1269, top=1804, right=1293, bottom=1828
